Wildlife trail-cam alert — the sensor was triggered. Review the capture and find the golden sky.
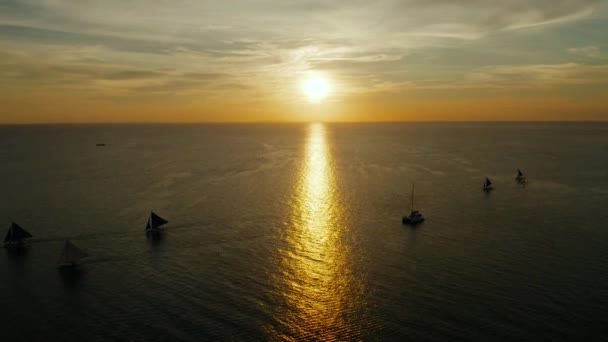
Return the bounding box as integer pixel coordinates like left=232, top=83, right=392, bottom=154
left=1, top=0, right=608, bottom=123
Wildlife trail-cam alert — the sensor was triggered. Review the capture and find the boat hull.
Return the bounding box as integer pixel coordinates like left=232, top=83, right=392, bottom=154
left=146, top=228, right=163, bottom=235
left=402, top=216, right=425, bottom=225
left=3, top=241, right=28, bottom=249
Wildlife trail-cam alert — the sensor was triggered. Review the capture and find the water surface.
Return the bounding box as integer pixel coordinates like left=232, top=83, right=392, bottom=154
left=1, top=123, right=608, bottom=341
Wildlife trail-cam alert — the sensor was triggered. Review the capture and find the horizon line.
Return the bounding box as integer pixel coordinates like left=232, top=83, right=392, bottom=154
left=1, top=119, right=608, bottom=125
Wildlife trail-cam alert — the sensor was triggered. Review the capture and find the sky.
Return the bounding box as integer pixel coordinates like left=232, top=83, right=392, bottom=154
left=1, top=0, right=608, bottom=123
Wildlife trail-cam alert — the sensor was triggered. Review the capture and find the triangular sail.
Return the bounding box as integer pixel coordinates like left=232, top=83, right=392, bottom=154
left=4, top=228, right=11, bottom=243
left=517, top=169, right=524, bottom=178
left=4, top=222, right=33, bottom=243
left=146, top=211, right=168, bottom=230
left=483, top=177, right=493, bottom=190
left=58, top=240, right=88, bottom=265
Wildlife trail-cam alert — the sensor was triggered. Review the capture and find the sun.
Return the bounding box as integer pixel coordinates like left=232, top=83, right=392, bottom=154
left=302, top=76, right=330, bottom=102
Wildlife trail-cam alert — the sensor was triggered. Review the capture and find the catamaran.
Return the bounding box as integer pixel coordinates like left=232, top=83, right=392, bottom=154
left=402, top=184, right=425, bottom=225
left=146, top=211, right=168, bottom=234
left=57, top=240, right=89, bottom=268
left=483, top=177, right=494, bottom=192
left=4, top=222, right=33, bottom=248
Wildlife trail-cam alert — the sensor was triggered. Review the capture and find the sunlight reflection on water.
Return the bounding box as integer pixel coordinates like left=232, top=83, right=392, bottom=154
left=271, top=123, right=363, bottom=341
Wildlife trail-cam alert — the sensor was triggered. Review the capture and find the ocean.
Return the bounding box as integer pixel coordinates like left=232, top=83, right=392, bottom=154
left=1, top=122, right=608, bottom=341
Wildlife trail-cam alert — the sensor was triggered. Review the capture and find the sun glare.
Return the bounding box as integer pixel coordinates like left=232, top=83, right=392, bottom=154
left=302, top=76, right=330, bottom=102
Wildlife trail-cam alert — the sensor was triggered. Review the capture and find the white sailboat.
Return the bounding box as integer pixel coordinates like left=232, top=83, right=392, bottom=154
left=145, top=211, right=168, bottom=234
left=402, top=184, right=425, bottom=225
left=4, top=222, right=33, bottom=248
left=483, top=177, right=494, bottom=192
left=57, top=240, right=89, bottom=268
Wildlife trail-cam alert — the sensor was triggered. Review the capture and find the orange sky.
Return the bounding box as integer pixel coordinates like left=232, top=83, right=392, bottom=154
left=1, top=1, right=607, bottom=123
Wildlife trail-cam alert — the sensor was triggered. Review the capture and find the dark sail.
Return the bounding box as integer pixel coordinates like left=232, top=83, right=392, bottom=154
left=483, top=177, right=493, bottom=191
left=57, top=240, right=88, bottom=266
left=146, top=211, right=168, bottom=230
left=517, top=169, right=523, bottom=178
left=4, top=222, right=33, bottom=243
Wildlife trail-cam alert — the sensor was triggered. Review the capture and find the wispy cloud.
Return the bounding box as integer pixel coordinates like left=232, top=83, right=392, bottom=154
left=455, top=63, right=608, bottom=90
left=568, top=45, right=601, bottom=58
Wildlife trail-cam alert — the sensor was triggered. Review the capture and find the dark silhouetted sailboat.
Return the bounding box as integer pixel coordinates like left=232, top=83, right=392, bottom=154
left=57, top=240, right=89, bottom=268
left=483, top=177, right=494, bottom=192
left=515, top=169, right=527, bottom=183
left=402, top=184, right=425, bottom=225
left=146, top=211, right=168, bottom=234
left=4, top=222, right=33, bottom=248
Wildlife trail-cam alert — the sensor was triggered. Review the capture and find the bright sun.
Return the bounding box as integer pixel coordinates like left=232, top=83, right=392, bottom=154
left=302, top=76, right=330, bottom=102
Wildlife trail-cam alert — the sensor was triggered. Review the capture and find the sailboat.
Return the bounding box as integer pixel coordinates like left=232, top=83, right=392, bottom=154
left=515, top=169, right=527, bottom=183
left=145, top=211, right=168, bottom=234
left=4, top=222, right=33, bottom=248
left=57, top=240, right=89, bottom=268
left=483, top=177, right=494, bottom=192
left=402, top=184, right=425, bottom=225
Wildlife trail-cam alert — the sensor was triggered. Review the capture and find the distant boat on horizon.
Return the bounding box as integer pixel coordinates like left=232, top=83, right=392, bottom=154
left=57, top=240, right=89, bottom=268
left=96, top=143, right=106, bottom=147
left=146, top=211, right=168, bottom=234
left=4, top=222, right=33, bottom=248
left=483, top=177, right=494, bottom=192
left=402, top=184, right=425, bottom=225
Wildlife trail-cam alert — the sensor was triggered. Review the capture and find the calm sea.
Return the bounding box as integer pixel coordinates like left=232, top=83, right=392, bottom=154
left=1, top=123, right=608, bottom=341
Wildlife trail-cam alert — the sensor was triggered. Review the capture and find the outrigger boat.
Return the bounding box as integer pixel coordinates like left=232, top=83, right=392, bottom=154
left=145, top=211, right=168, bottom=234
left=4, top=222, right=33, bottom=248
left=57, top=240, right=89, bottom=268
left=515, top=169, right=527, bottom=184
left=483, top=177, right=494, bottom=192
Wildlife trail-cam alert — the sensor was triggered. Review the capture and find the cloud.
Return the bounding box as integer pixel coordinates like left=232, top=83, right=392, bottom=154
left=1, top=1, right=602, bottom=51
left=1, top=0, right=607, bottom=109
left=0, top=48, right=241, bottom=99
left=502, top=7, right=595, bottom=30
left=462, top=63, right=608, bottom=88
left=568, top=46, right=601, bottom=58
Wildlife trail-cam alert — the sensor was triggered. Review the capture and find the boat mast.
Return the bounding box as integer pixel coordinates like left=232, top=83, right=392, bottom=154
left=411, top=183, right=415, bottom=212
